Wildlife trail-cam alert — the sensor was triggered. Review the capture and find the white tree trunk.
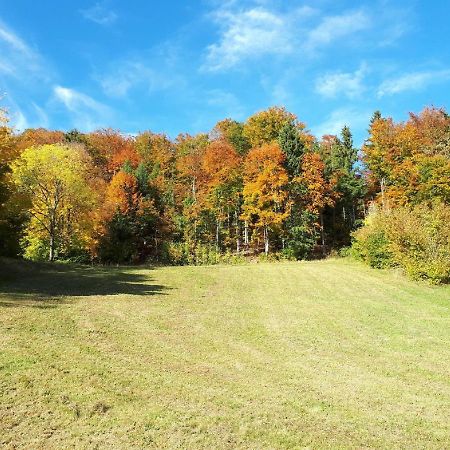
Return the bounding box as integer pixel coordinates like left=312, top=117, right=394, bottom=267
left=264, top=226, right=269, bottom=255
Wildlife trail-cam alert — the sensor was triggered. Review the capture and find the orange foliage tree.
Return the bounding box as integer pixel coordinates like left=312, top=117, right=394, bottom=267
left=202, top=139, right=242, bottom=249
left=298, top=152, right=338, bottom=250
left=242, top=143, right=290, bottom=254
left=364, top=107, right=450, bottom=208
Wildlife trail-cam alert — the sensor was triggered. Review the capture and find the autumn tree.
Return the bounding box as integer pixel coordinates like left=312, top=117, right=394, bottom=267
left=95, top=165, right=166, bottom=263
left=84, top=128, right=135, bottom=179
left=11, top=144, right=97, bottom=261
left=364, top=107, right=450, bottom=208
left=202, top=139, right=242, bottom=250
left=174, top=133, right=209, bottom=242
left=299, top=152, right=338, bottom=252
left=14, top=128, right=64, bottom=153
left=242, top=143, right=290, bottom=254
left=135, top=131, right=175, bottom=208
left=0, top=106, right=13, bottom=212
left=212, top=119, right=251, bottom=155
left=243, top=106, right=300, bottom=148
left=0, top=106, right=25, bottom=256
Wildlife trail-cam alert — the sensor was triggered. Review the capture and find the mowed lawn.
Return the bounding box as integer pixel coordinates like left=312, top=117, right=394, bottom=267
left=0, top=259, right=449, bottom=449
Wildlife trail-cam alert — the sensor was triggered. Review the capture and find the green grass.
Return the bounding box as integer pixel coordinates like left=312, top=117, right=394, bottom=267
left=1, top=258, right=449, bottom=449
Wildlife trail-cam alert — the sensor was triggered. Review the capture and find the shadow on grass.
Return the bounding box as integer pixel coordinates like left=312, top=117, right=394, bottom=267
left=0, top=259, right=168, bottom=308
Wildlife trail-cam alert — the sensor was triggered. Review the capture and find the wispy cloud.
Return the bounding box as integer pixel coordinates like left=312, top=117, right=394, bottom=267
left=305, top=10, right=371, bottom=50
left=377, top=69, right=450, bottom=97
left=203, top=4, right=377, bottom=72
left=10, top=109, right=29, bottom=131
left=97, top=59, right=183, bottom=98
left=312, top=107, right=372, bottom=142
left=0, top=20, right=54, bottom=130
left=0, top=20, right=47, bottom=80
left=0, top=23, right=33, bottom=55
left=315, top=63, right=368, bottom=99
left=81, top=2, right=117, bottom=26
left=203, top=5, right=316, bottom=71
left=32, top=102, right=49, bottom=128
left=3, top=95, right=49, bottom=131
left=53, top=85, right=112, bottom=130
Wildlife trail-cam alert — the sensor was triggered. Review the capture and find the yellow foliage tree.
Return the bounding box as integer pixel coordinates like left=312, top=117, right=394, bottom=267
left=242, top=143, right=291, bottom=254
left=243, top=106, right=304, bottom=148
left=11, top=144, right=98, bottom=261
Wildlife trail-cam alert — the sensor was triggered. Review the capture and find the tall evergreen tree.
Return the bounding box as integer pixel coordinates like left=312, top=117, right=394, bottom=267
left=370, top=110, right=382, bottom=126
left=331, top=126, right=357, bottom=173
left=278, top=122, right=305, bottom=178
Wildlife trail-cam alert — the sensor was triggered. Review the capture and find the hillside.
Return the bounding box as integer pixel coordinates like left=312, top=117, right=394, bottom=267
left=1, top=259, right=449, bottom=448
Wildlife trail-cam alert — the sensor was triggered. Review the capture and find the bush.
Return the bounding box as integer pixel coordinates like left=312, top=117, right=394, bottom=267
left=351, top=213, right=393, bottom=269
left=165, top=242, right=221, bottom=266
left=218, top=250, right=246, bottom=265
left=21, top=233, right=50, bottom=261
left=385, top=201, right=450, bottom=284
left=351, top=201, right=450, bottom=283
left=22, top=231, right=92, bottom=263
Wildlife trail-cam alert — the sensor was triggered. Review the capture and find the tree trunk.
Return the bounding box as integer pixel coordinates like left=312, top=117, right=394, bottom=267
left=264, top=226, right=269, bottom=255
left=380, top=177, right=386, bottom=210
left=216, top=220, right=220, bottom=250
left=320, top=212, right=325, bottom=256
left=235, top=210, right=240, bottom=253
left=244, top=220, right=249, bottom=246
left=49, top=213, right=56, bottom=262
left=49, top=234, right=55, bottom=261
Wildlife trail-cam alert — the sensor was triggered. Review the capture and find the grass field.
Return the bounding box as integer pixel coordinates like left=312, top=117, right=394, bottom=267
left=1, top=258, right=449, bottom=449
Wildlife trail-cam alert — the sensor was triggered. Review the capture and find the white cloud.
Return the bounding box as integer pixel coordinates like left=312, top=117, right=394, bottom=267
left=0, top=60, right=15, bottom=76
left=306, top=10, right=371, bottom=50
left=81, top=2, right=117, bottom=26
left=0, top=21, right=47, bottom=80
left=2, top=93, right=50, bottom=131
left=10, top=109, right=29, bottom=131
left=98, top=60, right=182, bottom=98
left=315, top=63, right=368, bottom=99
left=312, top=107, right=372, bottom=141
left=0, top=24, right=32, bottom=55
left=377, top=70, right=450, bottom=97
left=203, top=5, right=316, bottom=71
left=53, top=85, right=112, bottom=130
left=203, top=5, right=376, bottom=72
left=32, top=102, right=49, bottom=128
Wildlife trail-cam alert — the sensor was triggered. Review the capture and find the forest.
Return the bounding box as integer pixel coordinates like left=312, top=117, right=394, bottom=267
left=1, top=105, right=449, bottom=282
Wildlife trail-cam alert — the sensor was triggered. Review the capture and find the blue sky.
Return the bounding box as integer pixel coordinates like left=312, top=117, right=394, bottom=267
left=0, top=0, right=449, bottom=145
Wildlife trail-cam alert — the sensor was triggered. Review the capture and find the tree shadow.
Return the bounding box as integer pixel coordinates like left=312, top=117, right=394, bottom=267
left=0, top=259, right=168, bottom=308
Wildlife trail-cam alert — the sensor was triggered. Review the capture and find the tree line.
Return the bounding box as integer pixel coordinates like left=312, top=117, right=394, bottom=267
left=0, top=105, right=449, bottom=274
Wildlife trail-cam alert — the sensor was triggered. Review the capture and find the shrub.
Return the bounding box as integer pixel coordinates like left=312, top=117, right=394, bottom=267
left=166, top=242, right=221, bottom=266
left=385, top=201, right=450, bottom=284
left=218, top=250, right=246, bottom=265
left=351, top=213, right=394, bottom=269
left=351, top=200, right=450, bottom=283
left=21, top=233, right=50, bottom=261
